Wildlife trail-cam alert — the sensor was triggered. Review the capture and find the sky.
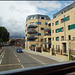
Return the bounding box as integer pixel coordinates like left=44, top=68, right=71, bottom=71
left=0, top=1, right=74, bottom=38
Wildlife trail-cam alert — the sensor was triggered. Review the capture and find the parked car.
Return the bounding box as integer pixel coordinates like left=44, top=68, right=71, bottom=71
left=16, top=48, right=23, bottom=53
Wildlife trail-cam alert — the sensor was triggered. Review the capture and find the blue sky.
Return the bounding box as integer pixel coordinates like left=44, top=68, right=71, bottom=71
left=0, top=1, right=74, bottom=38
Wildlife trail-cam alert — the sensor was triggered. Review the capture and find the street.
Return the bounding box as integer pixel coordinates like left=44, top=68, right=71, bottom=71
left=0, top=46, right=58, bottom=72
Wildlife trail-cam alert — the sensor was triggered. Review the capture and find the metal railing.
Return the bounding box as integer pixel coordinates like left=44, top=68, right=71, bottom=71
left=0, top=61, right=75, bottom=75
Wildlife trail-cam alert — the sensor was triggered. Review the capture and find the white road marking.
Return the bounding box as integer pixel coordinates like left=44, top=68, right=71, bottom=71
left=25, top=52, right=45, bottom=65
left=21, top=64, right=24, bottom=68
left=0, top=59, right=2, bottom=64
left=17, top=58, right=20, bottom=63
left=0, top=50, right=5, bottom=64
left=14, top=52, right=24, bottom=68
left=14, top=52, right=17, bottom=57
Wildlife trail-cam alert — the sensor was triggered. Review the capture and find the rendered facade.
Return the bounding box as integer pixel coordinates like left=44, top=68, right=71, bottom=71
left=25, top=14, right=50, bottom=50
left=25, top=2, right=75, bottom=56
left=48, top=2, right=75, bottom=55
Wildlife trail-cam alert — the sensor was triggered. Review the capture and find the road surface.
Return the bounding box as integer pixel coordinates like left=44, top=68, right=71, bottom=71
left=0, top=46, right=58, bottom=72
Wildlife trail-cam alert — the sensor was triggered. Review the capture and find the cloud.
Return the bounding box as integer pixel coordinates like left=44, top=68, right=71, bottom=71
left=0, top=1, right=73, bottom=38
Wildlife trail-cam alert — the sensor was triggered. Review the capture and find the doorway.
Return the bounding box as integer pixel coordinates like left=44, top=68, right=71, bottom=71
left=62, top=43, right=66, bottom=53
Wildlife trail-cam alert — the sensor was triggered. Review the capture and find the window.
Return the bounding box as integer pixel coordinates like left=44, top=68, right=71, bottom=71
left=56, top=37, right=59, bottom=41
left=52, top=30, right=54, bottom=33
left=61, top=27, right=64, bottom=32
left=68, top=24, right=75, bottom=30
left=41, top=17, right=44, bottom=19
left=26, top=34, right=27, bottom=36
left=36, top=22, right=41, bottom=25
left=26, top=24, right=27, bottom=26
left=53, top=37, right=54, bottom=41
left=56, top=29, right=59, bottom=33
left=34, top=16, right=36, bottom=19
left=45, top=22, right=48, bottom=25
left=41, top=28, right=44, bottom=30
left=38, top=33, right=41, bottom=36
left=55, top=21, right=59, bottom=25
left=48, top=23, right=51, bottom=26
left=67, top=16, right=70, bottom=21
left=41, top=39, right=43, bottom=41
left=44, top=17, right=46, bottom=20
left=52, top=23, right=54, bottom=26
left=30, top=22, right=34, bottom=25
left=61, top=18, right=63, bottom=23
left=68, top=35, right=71, bottom=40
left=61, top=36, right=64, bottom=41
left=36, top=33, right=41, bottom=36
left=68, top=25, right=70, bottom=30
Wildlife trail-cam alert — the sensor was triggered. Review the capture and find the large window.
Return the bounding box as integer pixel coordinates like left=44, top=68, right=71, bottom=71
left=36, top=22, right=41, bottom=25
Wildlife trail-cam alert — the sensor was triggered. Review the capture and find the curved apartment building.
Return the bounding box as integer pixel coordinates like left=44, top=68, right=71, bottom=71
left=25, top=14, right=50, bottom=50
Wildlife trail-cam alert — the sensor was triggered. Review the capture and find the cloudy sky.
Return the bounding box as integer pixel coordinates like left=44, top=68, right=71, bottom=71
left=0, top=1, right=74, bottom=38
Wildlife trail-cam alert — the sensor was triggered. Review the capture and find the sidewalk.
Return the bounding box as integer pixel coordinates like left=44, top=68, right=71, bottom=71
left=23, top=49, right=69, bottom=62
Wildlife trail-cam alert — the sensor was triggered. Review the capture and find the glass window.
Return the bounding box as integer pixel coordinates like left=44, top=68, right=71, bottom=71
left=56, top=37, right=59, bottom=41
left=45, top=22, right=48, bottom=25
left=36, top=22, right=41, bottom=25
left=41, top=17, right=44, bottom=19
left=55, top=21, right=59, bottom=25
left=52, top=30, right=54, bottom=33
left=41, top=28, right=44, bottom=30
left=48, top=23, right=51, bottom=26
left=61, top=27, right=64, bottom=32
left=67, top=16, right=70, bottom=21
left=61, top=18, right=63, bottom=23
left=30, top=22, right=34, bottom=25
left=52, top=23, right=54, bottom=26
left=68, top=25, right=70, bottom=30
left=68, top=35, right=71, bottom=40
left=61, top=36, right=64, bottom=41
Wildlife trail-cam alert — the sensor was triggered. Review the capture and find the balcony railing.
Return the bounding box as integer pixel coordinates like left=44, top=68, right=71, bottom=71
left=44, top=33, right=51, bottom=36
left=44, top=41, right=51, bottom=44
left=28, top=25, right=38, bottom=28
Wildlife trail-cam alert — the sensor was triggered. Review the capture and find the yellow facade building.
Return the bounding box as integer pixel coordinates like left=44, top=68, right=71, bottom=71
left=25, top=14, right=50, bottom=50
left=47, top=2, right=75, bottom=55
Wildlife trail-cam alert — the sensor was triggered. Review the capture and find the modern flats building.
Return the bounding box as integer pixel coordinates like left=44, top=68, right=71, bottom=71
left=25, top=14, right=50, bottom=50
left=48, top=2, right=75, bottom=55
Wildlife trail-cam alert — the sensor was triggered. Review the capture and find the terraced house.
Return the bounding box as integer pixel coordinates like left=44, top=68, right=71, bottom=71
left=48, top=2, right=75, bottom=55
left=25, top=14, right=50, bottom=50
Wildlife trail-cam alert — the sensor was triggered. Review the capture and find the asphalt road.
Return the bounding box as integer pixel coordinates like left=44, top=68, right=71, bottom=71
left=0, top=46, right=58, bottom=72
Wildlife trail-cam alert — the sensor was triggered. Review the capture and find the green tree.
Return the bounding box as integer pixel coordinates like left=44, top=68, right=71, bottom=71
left=0, top=27, right=10, bottom=43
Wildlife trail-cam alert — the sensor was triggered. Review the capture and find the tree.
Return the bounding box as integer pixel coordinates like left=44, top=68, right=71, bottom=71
left=0, top=27, right=10, bottom=43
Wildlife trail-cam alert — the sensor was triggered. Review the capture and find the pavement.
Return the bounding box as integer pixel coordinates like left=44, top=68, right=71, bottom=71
left=23, top=49, right=69, bottom=62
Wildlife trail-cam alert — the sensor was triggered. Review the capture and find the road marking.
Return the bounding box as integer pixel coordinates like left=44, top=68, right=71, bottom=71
left=17, top=58, right=20, bottom=63
left=25, top=52, right=45, bottom=65
left=14, top=52, right=24, bottom=68
left=21, top=64, right=24, bottom=68
left=0, top=59, right=2, bottom=64
left=0, top=63, right=21, bottom=67
left=14, top=52, right=17, bottom=57
left=0, top=50, right=5, bottom=64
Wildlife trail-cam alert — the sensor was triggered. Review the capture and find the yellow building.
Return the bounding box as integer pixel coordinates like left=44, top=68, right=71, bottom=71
left=25, top=14, right=50, bottom=51
left=47, top=2, right=75, bottom=55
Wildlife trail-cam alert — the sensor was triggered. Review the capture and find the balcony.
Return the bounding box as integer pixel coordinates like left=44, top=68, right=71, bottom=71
left=27, top=36, right=37, bottom=40
left=44, top=29, right=51, bottom=32
left=44, top=33, right=51, bottom=36
left=27, top=30, right=38, bottom=34
left=44, top=40, right=51, bottom=44
left=28, top=25, right=37, bottom=28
